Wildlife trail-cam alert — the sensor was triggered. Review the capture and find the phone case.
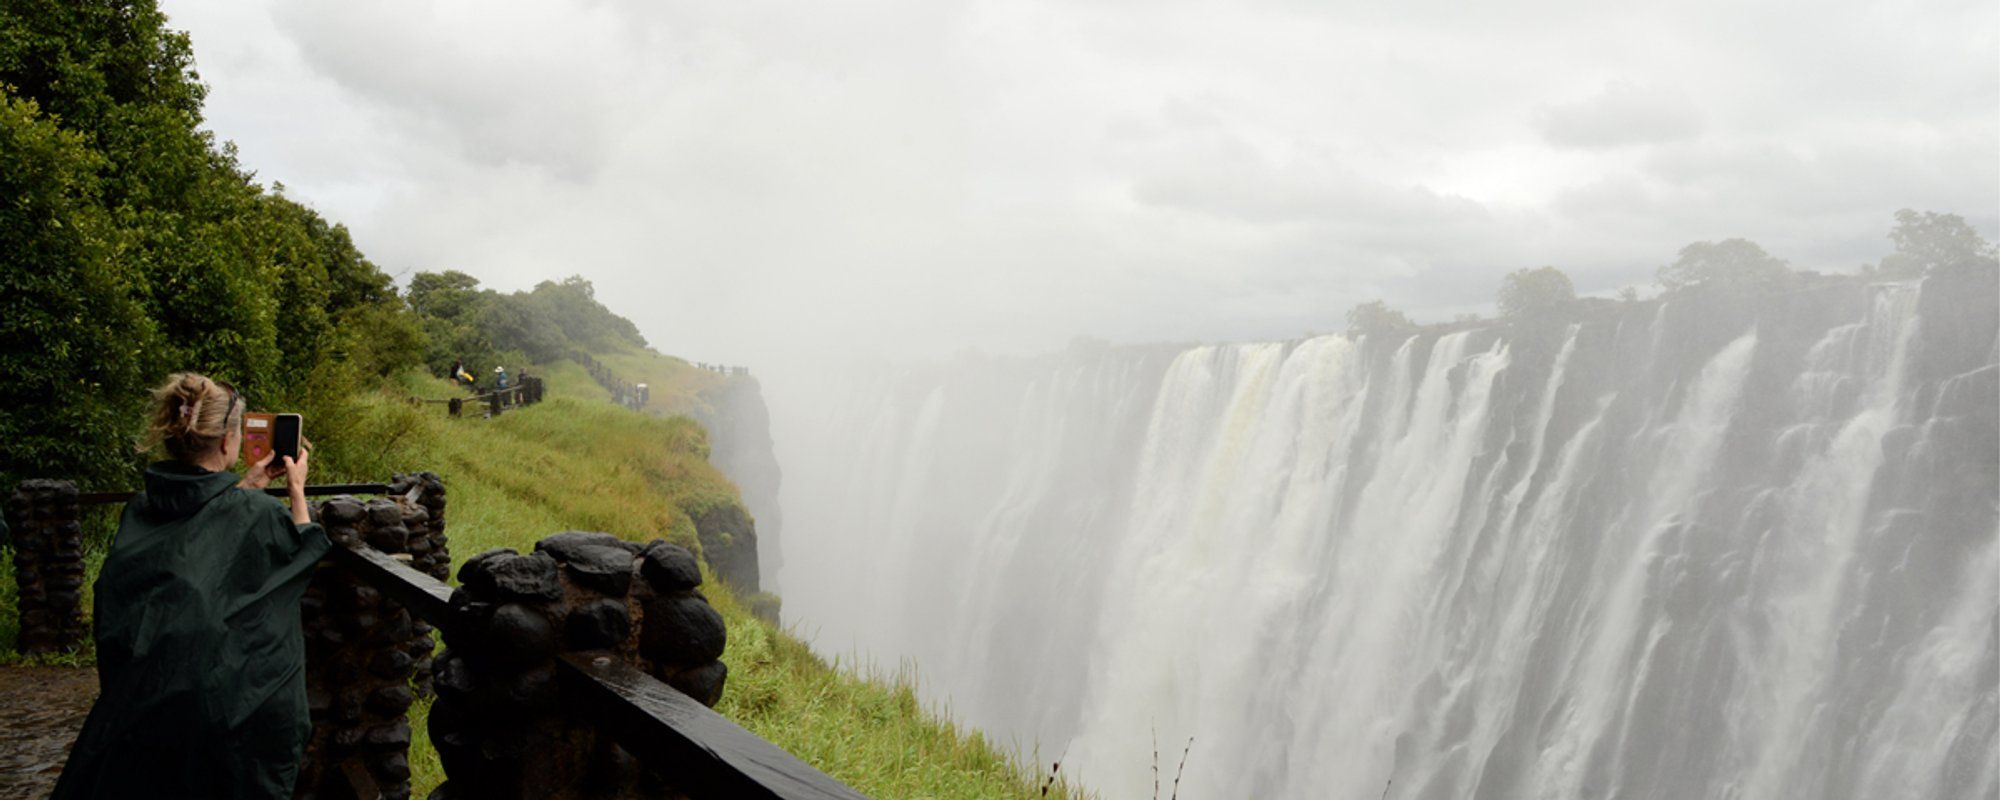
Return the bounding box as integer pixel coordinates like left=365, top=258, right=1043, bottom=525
left=243, top=412, right=275, bottom=466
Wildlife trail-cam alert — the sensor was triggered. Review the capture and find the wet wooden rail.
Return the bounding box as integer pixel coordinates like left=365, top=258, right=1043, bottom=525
left=331, top=540, right=869, bottom=800
left=75, top=483, right=394, bottom=506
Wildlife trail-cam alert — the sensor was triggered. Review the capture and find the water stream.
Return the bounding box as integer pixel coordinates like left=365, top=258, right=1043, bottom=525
left=773, top=275, right=1998, bottom=799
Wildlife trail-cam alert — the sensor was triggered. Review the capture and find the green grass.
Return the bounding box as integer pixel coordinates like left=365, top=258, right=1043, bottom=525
left=591, top=345, right=731, bottom=417
left=0, top=515, right=111, bottom=666
left=712, top=589, right=1084, bottom=799
left=1, top=356, right=1087, bottom=798
left=330, top=360, right=1090, bottom=798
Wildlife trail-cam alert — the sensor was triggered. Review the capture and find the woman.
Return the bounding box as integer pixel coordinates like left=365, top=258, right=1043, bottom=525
left=52, top=373, right=332, bottom=799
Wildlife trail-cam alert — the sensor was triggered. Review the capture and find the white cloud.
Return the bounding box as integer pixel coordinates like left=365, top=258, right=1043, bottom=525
left=1535, top=82, right=1704, bottom=149
left=159, top=0, right=1999, bottom=366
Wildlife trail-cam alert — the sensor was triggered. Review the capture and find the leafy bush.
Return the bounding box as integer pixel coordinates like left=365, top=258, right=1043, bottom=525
left=0, top=1, right=426, bottom=488
left=1345, top=300, right=1416, bottom=336
left=1657, top=238, right=1792, bottom=292
left=407, top=271, right=647, bottom=380
left=1497, top=266, right=1576, bottom=319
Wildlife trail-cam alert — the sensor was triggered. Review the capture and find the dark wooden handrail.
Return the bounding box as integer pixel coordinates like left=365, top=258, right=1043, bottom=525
left=326, top=542, right=457, bottom=628
left=327, top=541, right=867, bottom=799
left=557, top=653, right=869, bottom=800
left=76, top=483, right=395, bottom=507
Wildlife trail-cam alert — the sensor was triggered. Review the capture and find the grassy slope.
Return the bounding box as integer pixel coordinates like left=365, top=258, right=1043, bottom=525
left=0, top=356, right=1082, bottom=798
left=345, top=361, right=1086, bottom=799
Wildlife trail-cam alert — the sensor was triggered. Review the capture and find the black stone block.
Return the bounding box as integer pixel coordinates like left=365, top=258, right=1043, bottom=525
left=367, top=720, right=412, bottom=747
left=322, top=497, right=367, bottom=526
left=668, top=660, right=728, bottom=707
left=565, top=599, right=633, bottom=650
left=367, top=500, right=404, bottom=527
left=369, top=685, right=415, bottom=714
left=560, top=544, right=635, bottom=596
left=371, top=649, right=415, bottom=679
left=640, top=541, right=702, bottom=592
left=489, top=553, right=563, bottom=602
left=486, top=604, right=558, bottom=668
left=535, top=531, right=627, bottom=561
left=366, top=524, right=410, bottom=552
left=640, top=594, right=727, bottom=666
left=455, top=549, right=519, bottom=598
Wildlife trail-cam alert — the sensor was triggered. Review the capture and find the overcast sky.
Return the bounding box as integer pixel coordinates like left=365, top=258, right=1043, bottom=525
left=160, top=0, right=1998, bottom=365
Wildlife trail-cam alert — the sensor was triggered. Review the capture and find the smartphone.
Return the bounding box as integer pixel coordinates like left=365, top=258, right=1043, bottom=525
left=273, top=413, right=303, bottom=464
left=242, top=413, right=275, bottom=466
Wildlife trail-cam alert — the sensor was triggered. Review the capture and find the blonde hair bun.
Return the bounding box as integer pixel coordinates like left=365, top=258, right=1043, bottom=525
left=144, top=372, right=241, bottom=462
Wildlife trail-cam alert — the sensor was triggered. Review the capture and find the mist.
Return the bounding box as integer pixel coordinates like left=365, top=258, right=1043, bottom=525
left=157, top=0, right=2000, bottom=797
left=770, top=276, right=1998, bottom=798
left=165, top=0, right=1996, bottom=370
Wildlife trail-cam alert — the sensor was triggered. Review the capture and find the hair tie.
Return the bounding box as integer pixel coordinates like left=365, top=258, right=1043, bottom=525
left=180, top=404, right=196, bottom=420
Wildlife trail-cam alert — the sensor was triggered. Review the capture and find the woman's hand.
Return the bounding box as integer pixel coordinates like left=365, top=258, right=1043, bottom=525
left=282, top=438, right=311, bottom=487
left=284, top=439, right=313, bottom=525
left=237, top=451, right=277, bottom=490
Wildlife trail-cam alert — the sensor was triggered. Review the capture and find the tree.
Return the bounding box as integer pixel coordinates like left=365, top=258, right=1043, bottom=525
left=1, top=0, right=425, bottom=485
left=1346, top=300, right=1415, bottom=336
left=1496, top=266, right=1576, bottom=318
left=525, top=276, right=646, bottom=351
left=0, top=90, right=159, bottom=489
left=1874, top=209, right=1998, bottom=278
left=408, top=270, right=486, bottom=319
left=1657, top=238, right=1791, bottom=291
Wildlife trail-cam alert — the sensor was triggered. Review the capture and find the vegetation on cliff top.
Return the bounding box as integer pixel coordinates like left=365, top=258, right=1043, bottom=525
left=372, top=361, right=1084, bottom=798
left=1, top=3, right=1083, bottom=795
left=1344, top=213, right=1999, bottom=336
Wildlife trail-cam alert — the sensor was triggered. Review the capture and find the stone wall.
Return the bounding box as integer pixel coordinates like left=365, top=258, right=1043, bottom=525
left=427, top=533, right=729, bottom=800
left=4, top=480, right=86, bottom=655
left=294, top=473, right=449, bottom=800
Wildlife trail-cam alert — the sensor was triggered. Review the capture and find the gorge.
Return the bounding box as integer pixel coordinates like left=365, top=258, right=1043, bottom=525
left=767, top=268, right=1997, bottom=800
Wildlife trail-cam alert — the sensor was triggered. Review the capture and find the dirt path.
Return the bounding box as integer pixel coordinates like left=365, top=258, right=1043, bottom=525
left=0, top=666, right=95, bottom=799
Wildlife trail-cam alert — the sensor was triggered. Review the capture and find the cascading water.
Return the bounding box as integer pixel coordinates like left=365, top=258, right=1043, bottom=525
left=771, top=271, right=1998, bottom=799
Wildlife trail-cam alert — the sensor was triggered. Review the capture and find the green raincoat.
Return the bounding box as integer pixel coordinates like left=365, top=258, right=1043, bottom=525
left=52, top=461, right=331, bottom=799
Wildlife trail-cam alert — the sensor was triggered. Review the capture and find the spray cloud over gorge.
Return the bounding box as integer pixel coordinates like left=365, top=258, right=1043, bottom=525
left=152, top=1, right=2000, bottom=797
left=772, top=269, right=1997, bottom=798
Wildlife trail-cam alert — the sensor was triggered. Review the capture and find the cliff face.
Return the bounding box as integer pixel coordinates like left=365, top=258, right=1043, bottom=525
left=691, top=375, right=784, bottom=592
left=775, top=270, right=1999, bottom=800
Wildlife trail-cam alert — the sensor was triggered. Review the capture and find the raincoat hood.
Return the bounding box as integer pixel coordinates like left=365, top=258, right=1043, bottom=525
left=137, top=460, right=239, bottom=523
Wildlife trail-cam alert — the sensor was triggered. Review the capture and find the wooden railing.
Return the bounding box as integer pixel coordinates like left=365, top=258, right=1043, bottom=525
left=74, top=482, right=393, bottom=506
left=9, top=478, right=868, bottom=796
left=570, top=351, right=646, bottom=410
left=413, top=375, right=546, bottom=417
left=332, top=540, right=868, bottom=800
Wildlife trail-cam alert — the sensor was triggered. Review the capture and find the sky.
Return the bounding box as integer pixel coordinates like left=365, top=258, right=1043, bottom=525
left=158, top=0, right=1999, bottom=366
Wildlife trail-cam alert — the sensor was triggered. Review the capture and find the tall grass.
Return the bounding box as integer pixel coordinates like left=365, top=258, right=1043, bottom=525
left=350, top=363, right=1089, bottom=798
left=0, top=358, right=1088, bottom=797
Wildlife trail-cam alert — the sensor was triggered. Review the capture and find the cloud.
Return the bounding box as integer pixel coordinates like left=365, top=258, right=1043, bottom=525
left=1535, top=82, right=1705, bottom=149
left=157, top=0, right=1999, bottom=365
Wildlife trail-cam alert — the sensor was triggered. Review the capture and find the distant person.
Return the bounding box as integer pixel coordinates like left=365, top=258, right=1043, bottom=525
left=454, top=361, right=477, bottom=389
left=52, top=373, right=328, bottom=799
left=494, top=365, right=509, bottom=389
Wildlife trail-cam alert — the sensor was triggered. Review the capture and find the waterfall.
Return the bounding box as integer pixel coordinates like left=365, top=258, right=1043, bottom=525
left=771, top=274, right=1999, bottom=799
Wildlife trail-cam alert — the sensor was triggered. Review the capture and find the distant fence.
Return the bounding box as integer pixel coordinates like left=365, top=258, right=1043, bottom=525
left=569, top=352, right=648, bottom=411
left=8, top=475, right=868, bottom=800
left=694, top=362, right=750, bottom=377
left=413, top=375, right=545, bottom=418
